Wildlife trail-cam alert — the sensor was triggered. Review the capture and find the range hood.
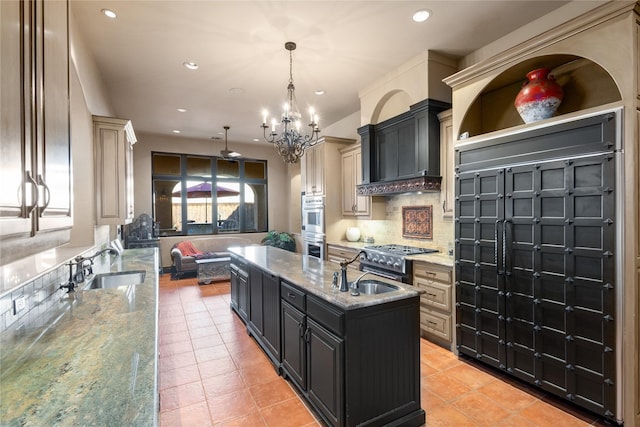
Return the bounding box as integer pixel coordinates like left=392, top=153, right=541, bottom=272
left=357, top=98, right=450, bottom=196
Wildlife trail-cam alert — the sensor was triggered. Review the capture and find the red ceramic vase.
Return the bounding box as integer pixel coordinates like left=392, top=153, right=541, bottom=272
left=514, top=68, right=563, bottom=124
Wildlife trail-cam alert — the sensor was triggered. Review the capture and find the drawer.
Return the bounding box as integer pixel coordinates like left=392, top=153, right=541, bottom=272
left=413, top=262, right=452, bottom=284
left=281, top=281, right=306, bottom=311
left=419, top=308, right=451, bottom=342
left=414, top=278, right=451, bottom=312
left=306, top=295, right=344, bottom=336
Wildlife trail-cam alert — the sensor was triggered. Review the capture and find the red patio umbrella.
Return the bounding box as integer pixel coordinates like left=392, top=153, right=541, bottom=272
left=172, top=182, right=239, bottom=222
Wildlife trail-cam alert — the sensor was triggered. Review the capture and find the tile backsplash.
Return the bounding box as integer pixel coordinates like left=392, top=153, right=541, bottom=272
left=355, top=192, right=453, bottom=250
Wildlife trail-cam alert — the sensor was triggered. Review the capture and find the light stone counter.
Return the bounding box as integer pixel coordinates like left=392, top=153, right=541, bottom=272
left=406, top=252, right=454, bottom=268
left=229, top=246, right=422, bottom=310
left=0, top=248, right=159, bottom=427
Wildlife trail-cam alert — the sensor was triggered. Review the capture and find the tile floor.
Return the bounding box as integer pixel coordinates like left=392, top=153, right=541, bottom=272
left=158, top=275, right=611, bottom=427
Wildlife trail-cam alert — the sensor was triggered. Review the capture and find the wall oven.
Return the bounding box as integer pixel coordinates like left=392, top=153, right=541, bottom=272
left=303, top=231, right=325, bottom=260
left=302, top=195, right=324, bottom=235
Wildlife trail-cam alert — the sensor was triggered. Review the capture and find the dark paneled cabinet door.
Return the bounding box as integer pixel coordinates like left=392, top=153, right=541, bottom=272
left=261, top=271, right=281, bottom=361
left=237, top=268, right=249, bottom=322
left=504, top=155, right=616, bottom=415
left=249, top=267, right=263, bottom=333
left=230, top=263, right=240, bottom=311
left=455, top=168, right=506, bottom=369
left=281, top=301, right=306, bottom=390
left=307, top=318, right=343, bottom=427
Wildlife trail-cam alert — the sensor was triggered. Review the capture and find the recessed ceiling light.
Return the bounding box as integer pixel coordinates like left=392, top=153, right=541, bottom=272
left=412, top=9, right=431, bottom=23
left=253, top=138, right=260, bottom=142
left=101, top=9, right=117, bottom=19
left=315, top=90, right=325, bottom=96
left=172, top=129, right=181, bottom=134
left=176, top=108, right=187, bottom=113
left=183, top=61, right=199, bottom=70
left=229, top=87, right=245, bottom=95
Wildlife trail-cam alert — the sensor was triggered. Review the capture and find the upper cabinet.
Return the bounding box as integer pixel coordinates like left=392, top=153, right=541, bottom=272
left=340, top=144, right=368, bottom=216
left=302, top=144, right=324, bottom=195
left=0, top=0, right=72, bottom=264
left=301, top=136, right=354, bottom=197
left=94, top=116, right=137, bottom=225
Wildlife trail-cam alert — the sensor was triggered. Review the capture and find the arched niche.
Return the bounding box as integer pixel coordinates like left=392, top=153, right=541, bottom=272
left=459, top=54, right=622, bottom=137
left=370, top=89, right=413, bottom=124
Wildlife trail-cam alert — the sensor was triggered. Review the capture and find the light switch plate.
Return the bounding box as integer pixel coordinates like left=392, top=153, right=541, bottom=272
left=13, top=295, right=26, bottom=315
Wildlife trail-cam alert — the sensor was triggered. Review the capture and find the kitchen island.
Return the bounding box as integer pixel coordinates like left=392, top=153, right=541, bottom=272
left=0, top=248, right=159, bottom=427
left=229, top=245, right=425, bottom=427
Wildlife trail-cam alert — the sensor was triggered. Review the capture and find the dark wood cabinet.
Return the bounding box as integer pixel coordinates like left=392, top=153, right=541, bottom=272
left=307, top=317, right=343, bottom=427
left=230, top=256, right=249, bottom=323
left=279, top=278, right=422, bottom=427
left=248, top=267, right=281, bottom=366
left=281, top=300, right=306, bottom=390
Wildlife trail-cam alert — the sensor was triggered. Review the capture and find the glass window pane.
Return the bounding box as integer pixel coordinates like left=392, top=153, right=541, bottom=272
left=217, top=159, right=239, bottom=178
left=183, top=180, right=213, bottom=234
left=153, top=153, right=181, bottom=175
left=245, top=161, right=266, bottom=179
left=187, top=156, right=212, bottom=177
left=245, top=183, right=268, bottom=232
left=154, top=179, right=182, bottom=235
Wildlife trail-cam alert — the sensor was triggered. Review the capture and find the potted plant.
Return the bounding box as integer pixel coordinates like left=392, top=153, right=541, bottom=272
left=261, top=230, right=296, bottom=252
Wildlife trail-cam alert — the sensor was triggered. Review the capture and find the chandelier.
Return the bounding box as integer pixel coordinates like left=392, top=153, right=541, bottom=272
left=261, top=41, right=320, bottom=164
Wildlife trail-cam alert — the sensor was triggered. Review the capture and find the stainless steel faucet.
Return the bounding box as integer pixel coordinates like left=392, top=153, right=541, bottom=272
left=350, top=271, right=372, bottom=296
left=59, top=248, right=118, bottom=292
left=338, top=250, right=367, bottom=292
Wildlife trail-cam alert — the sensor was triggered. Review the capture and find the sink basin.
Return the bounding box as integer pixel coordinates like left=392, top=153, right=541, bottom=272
left=355, top=280, right=399, bottom=295
left=86, top=270, right=146, bottom=290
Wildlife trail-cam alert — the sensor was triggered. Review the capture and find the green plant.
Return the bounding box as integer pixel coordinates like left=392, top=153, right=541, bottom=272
left=261, top=230, right=296, bottom=252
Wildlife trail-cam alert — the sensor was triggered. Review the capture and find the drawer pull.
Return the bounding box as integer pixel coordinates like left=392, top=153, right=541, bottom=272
left=427, top=321, right=438, bottom=326
left=426, top=292, right=437, bottom=297
left=287, top=292, right=296, bottom=299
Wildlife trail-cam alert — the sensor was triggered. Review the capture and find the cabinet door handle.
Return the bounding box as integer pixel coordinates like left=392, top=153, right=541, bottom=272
left=24, top=171, right=39, bottom=216
left=299, top=322, right=305, bottom=338
left=37, top=174, right=51, bottom=214
left=443, top=200, right=446, bottom=212
left=304, top=326, right=310, bottom=343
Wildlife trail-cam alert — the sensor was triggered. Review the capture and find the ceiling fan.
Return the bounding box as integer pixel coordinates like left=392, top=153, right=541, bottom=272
left=219, top=125, right=241, bottom=159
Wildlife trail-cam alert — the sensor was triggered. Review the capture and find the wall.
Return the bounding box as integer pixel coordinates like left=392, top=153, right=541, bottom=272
left=359, top=50, right=457, bottom=125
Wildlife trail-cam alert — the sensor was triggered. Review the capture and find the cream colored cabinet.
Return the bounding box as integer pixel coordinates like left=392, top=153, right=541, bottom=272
left=94, top=116, right=137, bottom=225
left=340, top=144, right=371, bottom=216
left=326, top=244, right=360, bottom=270
left=413, top=260, right=453, bottom=349
left=438, top=109, right=454, bottom=219
left=302, top=144, right=324, bottom=195
left=0, top=0, right=72, bottom=265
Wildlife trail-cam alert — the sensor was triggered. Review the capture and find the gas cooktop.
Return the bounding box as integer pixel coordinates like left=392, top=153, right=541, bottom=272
left=364, top=244, right=439, bottom=256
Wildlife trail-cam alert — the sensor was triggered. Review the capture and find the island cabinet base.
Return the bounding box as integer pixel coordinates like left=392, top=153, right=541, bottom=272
left=281, top=280, right=424, bottom=427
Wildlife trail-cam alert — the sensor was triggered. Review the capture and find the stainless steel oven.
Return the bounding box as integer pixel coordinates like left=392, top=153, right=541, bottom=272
left=303, top=231, right=325, bottom=260
left=302, top=195, right=324, bottom=235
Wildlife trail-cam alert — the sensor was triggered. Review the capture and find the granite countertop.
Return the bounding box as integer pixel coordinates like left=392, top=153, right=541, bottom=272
left=0, top=248, right=159, bottom=427
left=229, top=246, right=422, bottom=310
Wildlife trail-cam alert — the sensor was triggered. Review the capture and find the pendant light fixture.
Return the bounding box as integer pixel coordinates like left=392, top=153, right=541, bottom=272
left=261, top=41, right=321, bottom=164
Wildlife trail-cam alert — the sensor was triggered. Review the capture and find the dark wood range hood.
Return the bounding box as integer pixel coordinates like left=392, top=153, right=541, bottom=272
left=357, top=98, right=450, bottom=196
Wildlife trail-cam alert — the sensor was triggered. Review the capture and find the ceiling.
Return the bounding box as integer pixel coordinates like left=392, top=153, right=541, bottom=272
left=71, top=1, right=586, bottom=147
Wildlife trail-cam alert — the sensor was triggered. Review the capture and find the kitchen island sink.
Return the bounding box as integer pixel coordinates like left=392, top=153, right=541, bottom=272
left=355, top=280, right=398, bottom=294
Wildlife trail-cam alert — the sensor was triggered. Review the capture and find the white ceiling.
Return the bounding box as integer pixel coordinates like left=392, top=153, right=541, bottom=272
left=71, top=1, right=589, bottom=146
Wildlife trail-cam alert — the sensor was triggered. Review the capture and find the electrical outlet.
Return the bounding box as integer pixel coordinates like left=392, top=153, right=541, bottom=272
left=13, top=295, right=26, bottom=315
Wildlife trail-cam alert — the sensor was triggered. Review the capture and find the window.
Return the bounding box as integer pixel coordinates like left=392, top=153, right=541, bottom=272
left=152, top=152, right=268, bottom=236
